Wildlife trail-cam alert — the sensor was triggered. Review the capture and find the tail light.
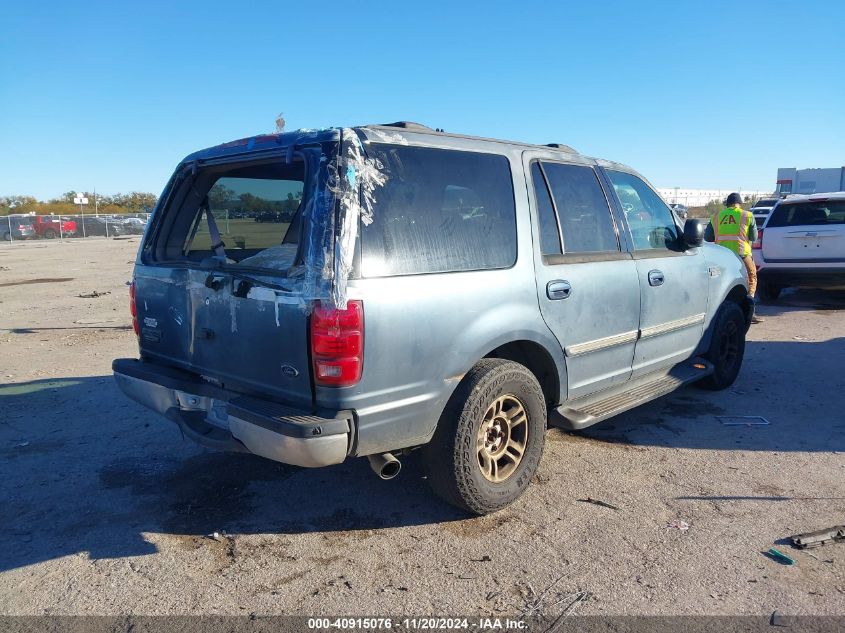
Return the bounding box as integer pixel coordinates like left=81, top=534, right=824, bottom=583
left=310, top=300, right=363, bottom=387
left=129, top=281, right=139, bottom=337
left=752, top=229, right=763, bottom=250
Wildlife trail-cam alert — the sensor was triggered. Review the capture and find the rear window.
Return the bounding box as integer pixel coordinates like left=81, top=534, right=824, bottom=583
left=360, top=145, right=516, bottom=276
left=147, top=152, right=325, bottom=274
left=767, top=201, right=845, bottom=227
left=185, top=163, right=304, bottom=257
left=753, top=198, right=778, bottom=208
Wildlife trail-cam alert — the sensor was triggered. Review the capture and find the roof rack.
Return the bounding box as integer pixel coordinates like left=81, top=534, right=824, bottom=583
left=376, top=121, right=435, bottom=132
left=545, top=143, right=577, bottom=153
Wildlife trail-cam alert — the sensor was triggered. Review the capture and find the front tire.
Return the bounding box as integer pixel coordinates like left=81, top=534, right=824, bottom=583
left=422, top=359, right=546, bottom=515
left=701, top=301, right=746, bottom=390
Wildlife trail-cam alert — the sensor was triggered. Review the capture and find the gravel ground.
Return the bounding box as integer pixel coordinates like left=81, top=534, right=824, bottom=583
left=1, top=238, right=844, bottom=618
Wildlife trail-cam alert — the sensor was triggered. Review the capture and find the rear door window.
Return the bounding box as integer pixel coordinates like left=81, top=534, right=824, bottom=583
left=360, top=145, right=516, bottom=276
left=540, top=162, right=618, bottom=254
left=530, top=162, right=563, bottom=255
left=767, top=201, right=845, bottom=227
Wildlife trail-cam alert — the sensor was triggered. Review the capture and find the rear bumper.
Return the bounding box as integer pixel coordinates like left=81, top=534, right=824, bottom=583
left=757, top=266, right=845, bottom=288
left=113, top=358, right=352, bottom=467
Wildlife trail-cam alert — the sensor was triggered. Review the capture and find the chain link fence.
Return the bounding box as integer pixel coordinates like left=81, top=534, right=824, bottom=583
left=657, top=190, right=775, bottom=219
left=1, top=213, right=151, bottom=245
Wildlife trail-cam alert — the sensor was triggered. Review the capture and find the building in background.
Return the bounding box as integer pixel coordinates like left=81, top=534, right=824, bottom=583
left=776, top=167, right=845, bottom=196
left=656, top=188, right=773, bottom=208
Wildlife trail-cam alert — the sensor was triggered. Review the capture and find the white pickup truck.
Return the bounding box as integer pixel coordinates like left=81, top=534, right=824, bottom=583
left=754, top=192, right=845, bottom=300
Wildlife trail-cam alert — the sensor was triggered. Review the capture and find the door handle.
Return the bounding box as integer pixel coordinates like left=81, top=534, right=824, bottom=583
left=547, top=280, right=572, bottom=300
left=648, top=270, right=665, bottom=287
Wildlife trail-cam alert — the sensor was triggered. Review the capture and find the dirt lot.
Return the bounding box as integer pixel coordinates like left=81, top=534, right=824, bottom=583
left=1, top=238, right=844, bottom=618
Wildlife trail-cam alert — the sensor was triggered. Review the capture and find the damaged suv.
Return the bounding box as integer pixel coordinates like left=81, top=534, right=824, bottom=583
left=114, top=122, right=751, bottom=514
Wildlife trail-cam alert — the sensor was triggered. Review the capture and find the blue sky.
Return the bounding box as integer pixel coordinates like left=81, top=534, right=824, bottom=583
left=2, top=0, right=843, bottom=199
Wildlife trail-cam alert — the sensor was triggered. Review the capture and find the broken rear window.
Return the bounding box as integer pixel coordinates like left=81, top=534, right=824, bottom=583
left=183, top=161, right=305, bottom=268
left=146, top=149, right=331, bottom=277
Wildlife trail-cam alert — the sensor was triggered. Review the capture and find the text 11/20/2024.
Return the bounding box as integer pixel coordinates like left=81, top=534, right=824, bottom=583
left=307, top=617, right=528, bottom=630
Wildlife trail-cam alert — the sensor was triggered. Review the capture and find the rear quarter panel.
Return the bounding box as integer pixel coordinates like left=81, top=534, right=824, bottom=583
left=315, top=146, right=565, bottom=457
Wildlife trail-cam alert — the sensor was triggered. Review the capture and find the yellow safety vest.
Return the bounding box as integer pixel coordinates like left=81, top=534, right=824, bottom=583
left=711, top=205, right=754, bottom=257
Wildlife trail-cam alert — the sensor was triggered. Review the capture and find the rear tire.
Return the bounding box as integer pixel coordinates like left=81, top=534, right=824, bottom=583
left=758, top=280, right=783, bottom=302
left=422, top=359, right=546, bottom=515
left=43, top=229, right=56, bottom=239
left=701, top=301, right=746, bottom=390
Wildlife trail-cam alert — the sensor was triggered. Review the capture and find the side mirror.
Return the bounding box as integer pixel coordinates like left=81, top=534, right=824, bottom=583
left=683, top=218, right=704, bottom=248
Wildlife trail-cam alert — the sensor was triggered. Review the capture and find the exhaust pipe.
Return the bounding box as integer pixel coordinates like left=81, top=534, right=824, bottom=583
left=367, top=453, right=402, bottom=480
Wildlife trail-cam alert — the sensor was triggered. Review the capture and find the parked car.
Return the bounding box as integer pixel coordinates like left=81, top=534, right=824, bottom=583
left=669, top=203, right=689, bottom=219
left=113, top=123, right=751, bottom=514
left=2, top=215, right=35, bottom=241
left=74, top=216, right=125, bottom=237
left=754, top=192, right=845, bottom=301
left=117, top=217, right=147, bottom=234
left=254, top=210, right=283, bottom=223
left=751, top=197, right=779, bottom=228
left=32, top=215, right=77, bottom=239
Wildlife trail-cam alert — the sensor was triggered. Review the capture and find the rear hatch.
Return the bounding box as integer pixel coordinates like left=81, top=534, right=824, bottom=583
left=762, top=198, right=845, bottom=263
left=133, top=131, right=343, bottom=407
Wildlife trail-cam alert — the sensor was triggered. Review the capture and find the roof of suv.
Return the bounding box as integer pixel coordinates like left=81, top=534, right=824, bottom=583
left=358, top=122, right=637, bottom=173
left=363, top=122, right=579, bottom=154
left=781, top=192, right=845, bottom=203
left=183, top=122, right=637, bottom=176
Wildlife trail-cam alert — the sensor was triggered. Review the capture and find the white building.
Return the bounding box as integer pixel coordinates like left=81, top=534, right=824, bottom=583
left=656, top=188, right=773, bottom=207
left=776, top=167, right=845, bottom=196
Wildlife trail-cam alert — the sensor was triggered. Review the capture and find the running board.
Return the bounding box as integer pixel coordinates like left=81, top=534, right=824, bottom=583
left=551, top=357, right=714, bottom=431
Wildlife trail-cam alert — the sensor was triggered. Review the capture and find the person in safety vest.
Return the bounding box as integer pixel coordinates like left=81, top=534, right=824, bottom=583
left=705, top=192, right=763, bottom=324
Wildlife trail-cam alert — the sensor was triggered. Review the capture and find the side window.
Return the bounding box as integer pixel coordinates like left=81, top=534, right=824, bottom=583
left=541, top=163, right=618, bottom=254
left=360, top=145, right=517, bottom=276
left=530, top=162, right=562, bottom=255
left=606, top=170, right=680, bottom=251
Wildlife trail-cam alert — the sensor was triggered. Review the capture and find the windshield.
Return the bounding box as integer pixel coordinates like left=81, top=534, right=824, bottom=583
left=767, top=201, right=845, bottom=227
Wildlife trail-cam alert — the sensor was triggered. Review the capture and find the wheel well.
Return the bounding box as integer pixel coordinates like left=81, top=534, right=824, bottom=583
left=726, top=284, right=753, bottom=326
left=484, top=341, right=559, bottom=405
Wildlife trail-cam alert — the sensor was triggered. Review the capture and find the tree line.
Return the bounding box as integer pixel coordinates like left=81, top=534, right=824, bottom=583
left=208, top=184, right=302, bottom=214
left=1, top=192, right=158, bottom=216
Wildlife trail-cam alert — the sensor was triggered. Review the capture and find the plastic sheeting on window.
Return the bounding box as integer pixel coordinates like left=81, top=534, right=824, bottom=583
left=297, top=128, right=388, bottom=310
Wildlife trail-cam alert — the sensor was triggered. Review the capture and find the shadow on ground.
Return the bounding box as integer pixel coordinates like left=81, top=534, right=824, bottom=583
left=575, top=337, right=845, bottom=453
left=755, top=287, right=845, bottom=317
left=0, top=376, right=467, bottom=573
left=1, top=334, right=843, bottom=573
